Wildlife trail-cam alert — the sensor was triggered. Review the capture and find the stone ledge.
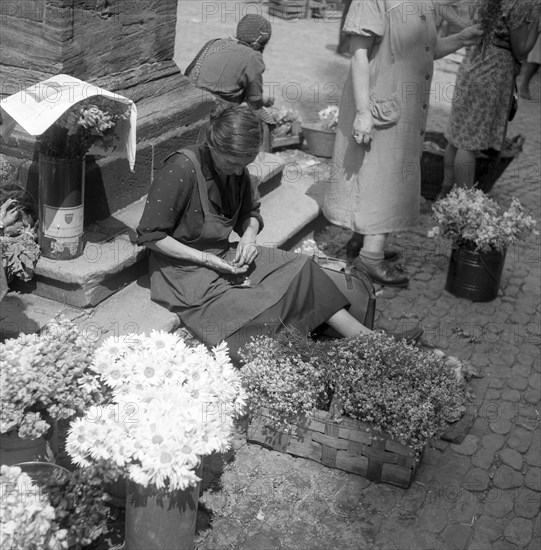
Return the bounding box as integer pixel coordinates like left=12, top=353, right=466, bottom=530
left=1, top=275, right=180, bottom=345
left=256, top=169, right=323, bottom=248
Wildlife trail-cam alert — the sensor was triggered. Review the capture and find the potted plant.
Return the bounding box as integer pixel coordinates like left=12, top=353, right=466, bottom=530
left=301, top=105, right=339, bottom=158
left=0, top=158, right=40, bottom=287
left=66, top=330, right=246, bottom=550
left=431, top=187, right=538, bottom=301
left=0, top=463, right=112, bottom=550
left=0, top=317, right=105, bottom=466
left=240, top=329, right=465, bottom=488
left=0, top=464, right=69, bottom=550
left=36, top=95, right=132, bottom=260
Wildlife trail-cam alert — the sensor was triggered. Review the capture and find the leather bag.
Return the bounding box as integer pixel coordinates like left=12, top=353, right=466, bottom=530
left=312, top=255, right=376, bottom=337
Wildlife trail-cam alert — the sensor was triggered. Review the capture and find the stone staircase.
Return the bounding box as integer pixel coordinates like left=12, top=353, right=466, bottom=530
left=1, top=151, right=326, bottom=341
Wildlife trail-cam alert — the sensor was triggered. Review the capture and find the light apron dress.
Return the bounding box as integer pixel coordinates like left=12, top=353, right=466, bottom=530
left=148, top=149, right=348, bottom=363
left=323, top=0, right=438, bottom=234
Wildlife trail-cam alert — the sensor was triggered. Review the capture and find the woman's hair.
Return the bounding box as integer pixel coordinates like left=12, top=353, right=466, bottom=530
left=206, top=105, right=263, bottom=157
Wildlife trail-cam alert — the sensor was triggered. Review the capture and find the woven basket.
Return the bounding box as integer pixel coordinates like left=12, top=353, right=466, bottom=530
left=421, top=132, right=525, bottom=200
left=271, top=121, right=303, bottom=150
left=247, top=405, right=420, bottom=489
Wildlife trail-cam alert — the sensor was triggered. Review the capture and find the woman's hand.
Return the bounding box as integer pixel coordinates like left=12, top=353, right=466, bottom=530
left=205, top=253, right=250, bottom=274
left=0, top=199, right=20, bottom=228
left=233, top=232, right=258, bottom=268
left=353, top=111, right=374, bottom=145
left=458, top=24, right=483, bottom=47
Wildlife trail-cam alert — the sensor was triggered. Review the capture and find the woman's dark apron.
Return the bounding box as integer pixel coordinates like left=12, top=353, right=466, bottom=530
left=148, top=149, right=308, bottom=349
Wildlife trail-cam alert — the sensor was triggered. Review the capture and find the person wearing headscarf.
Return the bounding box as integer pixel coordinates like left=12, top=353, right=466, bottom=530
left=185, top=14, right=273, bottom=112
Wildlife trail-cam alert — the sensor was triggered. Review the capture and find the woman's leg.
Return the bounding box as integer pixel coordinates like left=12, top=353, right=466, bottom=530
left=519, top=62, right=539, bottom=99
left=326, top=308, right=423, bottom=342
left=326, top=308, right=371, bottom=337
left=439, top=143, right=457, bottom=198
left=355, top=233, right=409, bottom=287
left=454, top=148, right=477, bottom=188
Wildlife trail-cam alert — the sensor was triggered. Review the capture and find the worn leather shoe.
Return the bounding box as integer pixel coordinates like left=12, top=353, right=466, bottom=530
left=354, top=256, right=409, bottom=288
left=389, top=326, right=424, bottom=344
left=345, top=234, right=401, bottom=262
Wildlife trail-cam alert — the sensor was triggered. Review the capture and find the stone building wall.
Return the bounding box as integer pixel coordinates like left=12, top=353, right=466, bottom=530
left=0, top=0, right=214, bottom=225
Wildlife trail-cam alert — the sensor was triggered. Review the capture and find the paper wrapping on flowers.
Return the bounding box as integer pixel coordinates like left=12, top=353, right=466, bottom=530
left=0, top=74, right=137, bottom=170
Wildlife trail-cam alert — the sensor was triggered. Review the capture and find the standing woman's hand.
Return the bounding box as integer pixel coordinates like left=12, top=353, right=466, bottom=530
left=458, top=24, right=484, bottom=47
left=353, top=111, right=374, bottom=145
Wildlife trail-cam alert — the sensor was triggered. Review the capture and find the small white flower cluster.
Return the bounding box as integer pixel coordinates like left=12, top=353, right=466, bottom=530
left=240, top=333, right=329, bottom=426
left=66, top=331, right=246, bottom=492
left=0, top=465, right=68, bottom=550
left=318, top=105, right=339, bottom=132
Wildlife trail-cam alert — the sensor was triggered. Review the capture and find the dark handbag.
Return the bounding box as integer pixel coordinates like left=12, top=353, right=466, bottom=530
left=312, top=255, right=376, bottom=337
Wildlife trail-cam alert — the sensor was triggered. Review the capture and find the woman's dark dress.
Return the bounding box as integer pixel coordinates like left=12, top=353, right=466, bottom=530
left=136, top=145, right=349, bottom=362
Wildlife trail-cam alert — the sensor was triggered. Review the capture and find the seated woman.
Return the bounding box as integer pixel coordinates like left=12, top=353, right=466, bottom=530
left=136, top=105, right=373, bottom=364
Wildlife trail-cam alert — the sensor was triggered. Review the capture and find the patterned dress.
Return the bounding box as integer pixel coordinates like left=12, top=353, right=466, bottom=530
left=323, top=0, right=438, bottom=235
left=446, top=0, right=537, bottom=151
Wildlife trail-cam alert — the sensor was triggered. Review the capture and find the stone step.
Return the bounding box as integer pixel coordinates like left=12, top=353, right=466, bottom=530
left=13, top=153, right=286, bottom=308
left=248, top=167, right=324, bottom=249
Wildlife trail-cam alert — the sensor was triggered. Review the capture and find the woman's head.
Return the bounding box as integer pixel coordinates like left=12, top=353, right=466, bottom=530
left=236, top=14, right=272, bottom=52
left=206, top=105, right=262, bottom=175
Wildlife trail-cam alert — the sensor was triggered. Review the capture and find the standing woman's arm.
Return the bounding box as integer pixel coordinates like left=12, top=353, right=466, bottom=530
left=350, top=34, right=376, bottom=145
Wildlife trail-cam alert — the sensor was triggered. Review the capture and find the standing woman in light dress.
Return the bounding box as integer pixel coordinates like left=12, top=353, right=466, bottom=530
left=323, top=0, right=483, bottom=287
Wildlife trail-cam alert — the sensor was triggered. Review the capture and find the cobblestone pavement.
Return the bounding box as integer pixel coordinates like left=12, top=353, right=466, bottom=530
left=178, top=4, right=541, bottom=549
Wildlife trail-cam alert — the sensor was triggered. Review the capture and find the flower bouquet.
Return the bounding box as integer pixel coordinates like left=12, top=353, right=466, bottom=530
left=0, top=317, right=104, bottom=444
left=36, top=96, right=131, bottom=259
left=0, top=463, right=113, bottom=550
left=241, top=328, right=465, bottom=488
left=37, top=95, right=131, bottom=160
left=431, top=187, right=537, bottom=254
left=431, top=188, right=537, bottom=301
left=66, top=330, right=245, bottom=549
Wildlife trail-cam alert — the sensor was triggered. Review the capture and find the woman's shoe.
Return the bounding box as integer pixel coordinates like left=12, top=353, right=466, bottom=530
left=353, top=256, right=409, bottom=288
left=389, top=326, right=424, bottom=344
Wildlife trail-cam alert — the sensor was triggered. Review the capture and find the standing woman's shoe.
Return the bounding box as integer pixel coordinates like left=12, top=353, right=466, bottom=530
left=353, top=256, right=409, bottom=288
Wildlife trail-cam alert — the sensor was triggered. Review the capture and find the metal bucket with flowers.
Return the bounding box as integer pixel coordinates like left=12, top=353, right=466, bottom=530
left=66, top=330, right=246, bottom=550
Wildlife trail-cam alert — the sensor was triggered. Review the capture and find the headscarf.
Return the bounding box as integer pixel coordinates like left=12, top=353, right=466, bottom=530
left=236, top=14, right=272, bottom=49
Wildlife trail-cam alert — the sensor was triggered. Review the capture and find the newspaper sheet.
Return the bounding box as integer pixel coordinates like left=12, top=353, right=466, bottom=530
left=0, top=74, right=137, bottom=170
